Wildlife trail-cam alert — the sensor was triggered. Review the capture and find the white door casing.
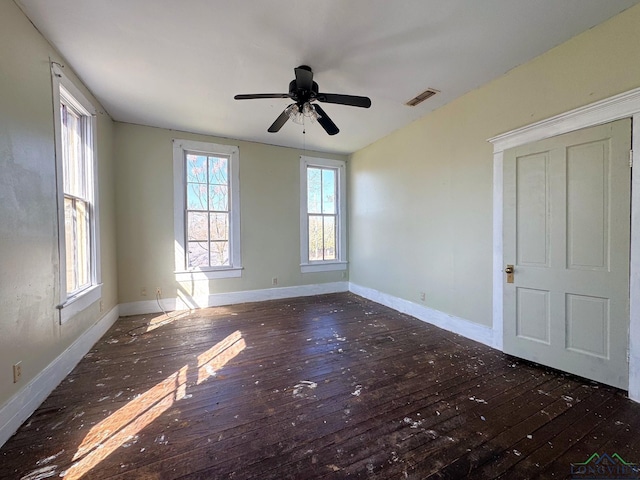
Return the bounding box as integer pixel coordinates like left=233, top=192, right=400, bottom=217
left=490, top=86, right=640, bottom=401
left=503, top=120, right=630, bottom=389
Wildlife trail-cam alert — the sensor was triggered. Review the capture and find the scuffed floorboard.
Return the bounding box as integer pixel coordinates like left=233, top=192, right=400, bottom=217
left=1, top=293, right=638, bottom=479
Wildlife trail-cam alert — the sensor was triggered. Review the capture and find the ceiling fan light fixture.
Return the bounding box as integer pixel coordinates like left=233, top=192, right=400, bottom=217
left=286, top=102, right=320, bottom=125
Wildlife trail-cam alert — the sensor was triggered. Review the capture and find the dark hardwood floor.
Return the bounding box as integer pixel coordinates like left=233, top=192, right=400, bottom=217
left=1, top=293, right=639, bottom=479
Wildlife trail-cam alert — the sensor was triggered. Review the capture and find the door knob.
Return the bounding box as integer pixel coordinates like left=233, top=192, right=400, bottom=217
left=505, top=264, right=514, bottom=283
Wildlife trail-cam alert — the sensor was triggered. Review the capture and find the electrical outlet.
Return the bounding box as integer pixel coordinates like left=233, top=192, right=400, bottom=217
left=272, top=277, right=278, bottom=286
left=156, top=287, right=162, bottom=297
left=141, top=287, right=147, bottom=297
left=420, top=292, right=426, bottom=302
left=99, top=300, right=104, bottom=312
left=13, top=362, right=22, bottom=383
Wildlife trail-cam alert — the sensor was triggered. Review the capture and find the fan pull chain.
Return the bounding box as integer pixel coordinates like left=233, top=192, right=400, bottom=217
left=302, top=116, right=306, bottom=152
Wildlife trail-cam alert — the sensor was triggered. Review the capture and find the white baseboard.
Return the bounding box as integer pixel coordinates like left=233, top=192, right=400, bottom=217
left=0, top=305, right=119, bottom=448
left=119, top=281, right=350, bottom=316
left=349, top=282, right=495, bottom=348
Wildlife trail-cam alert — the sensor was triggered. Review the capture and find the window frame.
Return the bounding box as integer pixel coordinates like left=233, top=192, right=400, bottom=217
left=51, top=62, right=102, bottom=324
left=173, top=139, right=242, bottom=280
left=300, top=156, right=347, bottom=273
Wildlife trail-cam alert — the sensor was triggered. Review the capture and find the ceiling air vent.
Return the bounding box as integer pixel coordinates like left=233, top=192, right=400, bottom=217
left=405, top=88, right=439, bottom=107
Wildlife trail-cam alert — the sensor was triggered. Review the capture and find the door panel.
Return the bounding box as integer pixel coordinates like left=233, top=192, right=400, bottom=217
left=503, top=119, right=631, bottom=389
left=516, top=287, right=550, bottom=344
left=567, top=140, right=609, bottom=270
left=565, top=293, right=609, bottom=358
left=516, top=153, right=550, bottom=266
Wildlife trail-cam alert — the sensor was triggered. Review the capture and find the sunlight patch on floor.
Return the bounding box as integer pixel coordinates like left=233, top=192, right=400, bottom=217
left=63, top=331, right=245, bottom=480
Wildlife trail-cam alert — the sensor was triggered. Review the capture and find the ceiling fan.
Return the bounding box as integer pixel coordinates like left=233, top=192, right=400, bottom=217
left=234, top=65, right=371, bottom=135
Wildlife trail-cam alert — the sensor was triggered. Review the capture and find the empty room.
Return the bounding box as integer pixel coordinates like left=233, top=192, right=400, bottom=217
left=2, top=0, right=640, bottom=478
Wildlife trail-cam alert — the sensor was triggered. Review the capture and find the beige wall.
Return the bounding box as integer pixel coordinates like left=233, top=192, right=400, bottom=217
left=0, top=1, right=118, bottom=407
left=114, top=123, right=347, bottom=304
left=349, top=3, right=640, bottom=327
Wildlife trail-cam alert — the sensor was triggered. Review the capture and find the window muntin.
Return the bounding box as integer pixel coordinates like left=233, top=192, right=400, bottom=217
left=307, top=166, right=337, bottom=261
left=300, top=156, right=347, bottom=273
left=60, top=98, right=92, bottom=294
left=173, top=140, right=241, bottom=279
left=185, top=153, right=231, bottom=268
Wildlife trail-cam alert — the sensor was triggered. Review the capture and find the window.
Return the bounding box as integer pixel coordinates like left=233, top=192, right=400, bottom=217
left=300, top=156, right=347, bottom=273
left=61, top=95, right=91, bottom=293
left=52, top=63, right=101, bottom=323
left=173, top=140, right=242, bottom=279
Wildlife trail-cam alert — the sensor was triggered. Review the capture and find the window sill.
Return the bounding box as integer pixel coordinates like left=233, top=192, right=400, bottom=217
left=58, top=284, right=102, bottom=324
left=175, top=267, right=243, bottom=281
left=301, top=261, right=348, bottom=273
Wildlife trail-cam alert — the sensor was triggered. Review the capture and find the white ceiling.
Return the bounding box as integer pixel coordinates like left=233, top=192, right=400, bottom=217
left=17, top=0, right=640, bottom=155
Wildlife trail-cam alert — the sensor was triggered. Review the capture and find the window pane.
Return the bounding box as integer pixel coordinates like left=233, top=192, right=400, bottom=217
left=59, top=90, right=98, bottom=301
left=61, top=104, right=85, bottom=198
left=209, top=185, right=228, bottom=211
left=61, top=105, right=70, bottom=192
left=187, top=183, right=208, bottom=210
left=322, top=169, right=336, bottom=214
left=188, top=241, right=209, bottom=268
left=209, top=156, right=228, bottom=185
left=323, top=215, right=336, bottom=260
left=64, top=196, right=90, bottom=293
left=64, top=197, right=76, bottom=292
left=210, top=213, right=229, bottom=241
left=187, top=211, right=208, bottom=241
left=307, top=167, right=322, bottom=214
left=182, top=146, right=237, bottom=271
left=186, top=154, right=207, bottom=183
left=76, top=198, right=90, bottom=289
left=308, top=215, right=323, bottom=261
left=210, top=241, right=229, bottom=266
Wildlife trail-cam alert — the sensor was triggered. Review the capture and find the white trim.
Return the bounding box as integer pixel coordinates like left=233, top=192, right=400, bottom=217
left=489, top=87, right=640, bottom=153
left=300, top=156, right=347, bottom=271
left=52, top=69, right=66, bottom=307
left=119, top=281, right=350, bottom=316
left=90, top=112, right=102, bottom=289
left=629, top=113, right=640, bottom=402
left=172, top=139, right=242, bottom=274
left=489, top=87, right=640, bottom=402
left=51, top=63, right=97, bottom=115
left=349, top=283, right=495, bottom=348
left=492, top=151, right=504, bottom=351
left=300, top=261, right=348, bottom=273
left=51, top=61, right=101, bottom=323
left=59, top=284, right=102, bottom=324
left=0, top=305, right=119, bottom=448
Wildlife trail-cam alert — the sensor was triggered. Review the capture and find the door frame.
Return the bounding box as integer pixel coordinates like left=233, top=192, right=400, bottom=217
left=489, top=86, right=640, bottom=402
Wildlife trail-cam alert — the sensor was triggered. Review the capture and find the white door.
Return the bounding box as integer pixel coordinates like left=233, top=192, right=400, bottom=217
left=503, top=119, right=631, bottom=389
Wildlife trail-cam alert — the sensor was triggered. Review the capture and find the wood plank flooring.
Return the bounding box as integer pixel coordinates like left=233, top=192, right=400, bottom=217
left=1, top=292, right=639, bottom=479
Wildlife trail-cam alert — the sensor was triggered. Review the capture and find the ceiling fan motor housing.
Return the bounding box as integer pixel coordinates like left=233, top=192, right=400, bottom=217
left=289, top=80, right=319, bottom=105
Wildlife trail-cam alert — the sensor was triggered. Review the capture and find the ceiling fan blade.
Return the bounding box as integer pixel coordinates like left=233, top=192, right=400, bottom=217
left=268, top=107, right=291, bottom=133
left=294, top=66, right=314, bottom=91
left=234, top=93, right=290, bottom=100
left=313, top=104, right=339, bottom=135
left=316, top=93, right=371, bottom=108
